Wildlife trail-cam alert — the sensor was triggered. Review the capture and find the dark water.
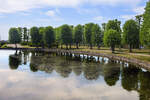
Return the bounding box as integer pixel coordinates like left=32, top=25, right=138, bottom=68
left=0, top=50, right=150, bottom=100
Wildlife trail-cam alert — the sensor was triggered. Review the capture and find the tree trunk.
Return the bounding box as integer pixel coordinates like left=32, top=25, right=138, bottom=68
left=129, top=44, right=132, bottom=52
left=66, top=44, right=68, bottom=50
left=98, top=44, right=100, bottom=50
left=69, top=44, right=71, bottom=49
left=90, top=44, right=92, bottom=49
left=15, top=43, right=17, bottom=49
left=76, top=43, right=79, bottom=49
left=111, top=45, right=115, bottom=53
left=61, top=44, right=63, bottom=49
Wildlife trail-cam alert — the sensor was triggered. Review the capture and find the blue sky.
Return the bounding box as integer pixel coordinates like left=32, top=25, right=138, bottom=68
left=0, top=0, right=147, bottom=40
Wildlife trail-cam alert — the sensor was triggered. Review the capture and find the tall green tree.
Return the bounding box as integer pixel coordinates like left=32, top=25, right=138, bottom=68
left=136, top=15, right=143, bottom=29
left=106, top=19, right=121, bottom=33
left=44, top=26, right=55, bottom=48
left=30, top=27, right=40, bottom=47
left=92, top=24, right=102, bottom=49
left=140, top=1, right=150, bottom=46
left=102, top=23, right=106, bottom=32
left=106, top=19, right=122, bottom=47
left=9, top=28, right=21, bottom=48
left=61, top=24, right=73, bottom=49
left=23, top=27, right=28, bottom=42
left=103, top=29, right=121, bottom=53
left=55, top=27, right=62, bottom=48
left=39, top=27, right=45, bottom=48
left=17, top=27, right=23, bottom=42
left=84, top=23, right=95, bottom=49
left=123, top=19, right=139, bottom=52
left=74, top=24, right=83, bottom=49
left=27, top=29, right=30, bottom=43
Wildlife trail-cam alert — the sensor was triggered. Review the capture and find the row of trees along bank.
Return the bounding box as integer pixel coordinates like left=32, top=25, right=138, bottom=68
left=8, top=1, right=150, bottom=53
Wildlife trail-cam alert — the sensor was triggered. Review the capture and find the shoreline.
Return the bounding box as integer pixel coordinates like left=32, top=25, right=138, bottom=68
left=1, top=48, right=150, bottom=71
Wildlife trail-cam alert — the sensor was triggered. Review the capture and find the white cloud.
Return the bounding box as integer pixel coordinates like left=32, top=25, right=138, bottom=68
left=120, top=15, right=135, bottom=20
left=94, top=16, right=104, bottom=21
left=133, top=6, right=145, bottom=15
left=93, top=16, right=111, bottom=23
left=46, top=10, right=56, bottom=17
left=0, top=0, right=143, bottom=14
left=120, top=6, right=145, bottom=21
left=45, top=9, right=63, bottom=21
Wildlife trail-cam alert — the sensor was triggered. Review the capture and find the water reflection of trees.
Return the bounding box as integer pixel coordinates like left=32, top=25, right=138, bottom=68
left=83, top=62, right=101, bottom=80
left=8, top=51, right=150, bottom=99
left=103, top=61, right=120, bottom=86
left=121, top=64, right=140, bottom=91
left=9, top=51, right=22, bottom=69
left=121, top=64, right=150, bottom=100
left=138, top=71, right=150, bottom=100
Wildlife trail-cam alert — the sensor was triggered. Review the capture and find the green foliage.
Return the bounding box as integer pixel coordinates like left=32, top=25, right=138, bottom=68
left=140, top=1, right=150, bottom=46
left=23, top=27, right=28, bottom=42
left=20, top=42, right=28, bottom=45
left=92, top=24, right=102, bottom=49
left=106, top=19, right=121, bottom=33
left=104, top=29, right=121, bottom=52
left=30, top=27, right=41, bottom=47
left=55, top=26, right=62, bottom=46
left=9, top=28, right=21, bottom=47
left=74, top=24, right=83, bottom=48
left=44, top=26, right=55, bottom=48
left=17, top=27, right=23, bottom=41
left=84, top=23, right=95, bottom=49
left=39, top=27, right=45, bottom=48
left=123, top=19, right=139, bottom=51
left=1, top=44, right=8, bottom=48
left=61, top=24, right=73, bottom=48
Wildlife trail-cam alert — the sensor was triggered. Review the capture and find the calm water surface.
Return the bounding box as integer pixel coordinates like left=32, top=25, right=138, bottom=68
left=0, top=50, right=150, bottom=100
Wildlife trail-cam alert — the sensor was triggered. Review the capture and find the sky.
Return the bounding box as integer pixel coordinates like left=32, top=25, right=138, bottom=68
left=0, top=0, right=148, bottom=40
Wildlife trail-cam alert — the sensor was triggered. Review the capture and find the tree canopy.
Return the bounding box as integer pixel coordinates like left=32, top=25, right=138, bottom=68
left=9, top=28, right=21, bottom=48
left=104, top=29, right=121, bottom=53
left=30, top=27, right=41, bottom=47
left=61, top=24, right=73, bottom=49
left=123, top=19, right=139, bottom=52
left=44, top=26, right=55, bottom=48
left=140, top=1, right=150, bottom=46
left=74, top=24, right=83, bottom=49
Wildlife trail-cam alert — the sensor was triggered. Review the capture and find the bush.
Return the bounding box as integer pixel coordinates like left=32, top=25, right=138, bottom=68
left=21, top=42, right=28, bottom=45
left=1, top=44, right=8, bottom=48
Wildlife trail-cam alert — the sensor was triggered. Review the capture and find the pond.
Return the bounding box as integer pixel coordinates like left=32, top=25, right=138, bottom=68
left=0, top=50, right=150, bottom=100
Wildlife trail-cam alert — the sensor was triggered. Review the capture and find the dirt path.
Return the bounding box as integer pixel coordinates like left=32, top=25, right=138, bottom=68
left=7, top=44, right=28, bottom=48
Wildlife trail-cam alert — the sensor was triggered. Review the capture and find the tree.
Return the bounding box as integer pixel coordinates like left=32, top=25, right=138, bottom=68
left=39, top=27, right=45, bottom=48
left=123, top=19, right=139, bottom=52
left=9, top=28, right=21, bottom=48
left=84, top=23, right=95, bottom=49
left=74, top=24, right=83, bottom=49
left=102, top=23, right=106, bottom=32
left=140, top=1, right=150, bottom=46
left=27, top=29, right=30, bottom=43
left=136, top=15, right=143, bottom=29
left=105, top=19, right=122, bottom=48
left=103, top=29, right=121, bottom=53
left=92, top=24, right=102, bottom=49
left=30, top=27, right=40, bottom=47
left=61, top=24, right=73, bottom=49
left=55, top=27, right=62, bottom=48
left=44, top=26, right=55, bottom=48
left=23, top=27, right=28, bottom=42
left=17, top=27, right=23, bottom=42
left=106, top=19, right=121, bottom=33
